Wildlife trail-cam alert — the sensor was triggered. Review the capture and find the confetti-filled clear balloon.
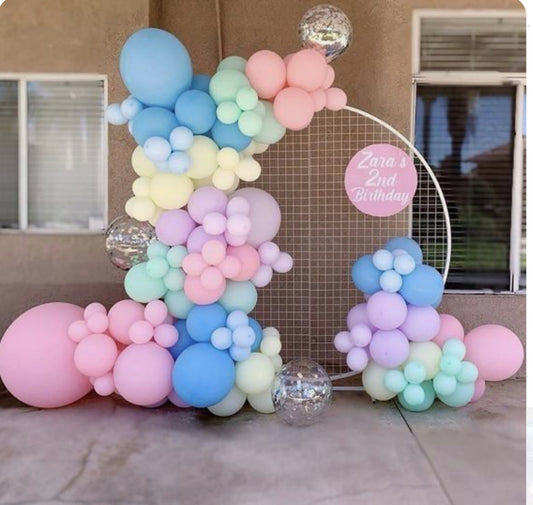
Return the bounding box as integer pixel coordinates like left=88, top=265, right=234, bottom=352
left=298, top=4, right=352, bottom=62
left=105, top=215, right=156, bottom=270
left=272, top=359, right=332, bottom=426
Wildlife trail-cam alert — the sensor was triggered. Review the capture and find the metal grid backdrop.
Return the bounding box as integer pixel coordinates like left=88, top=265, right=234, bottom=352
left=250, top=106, right=451, bottom=382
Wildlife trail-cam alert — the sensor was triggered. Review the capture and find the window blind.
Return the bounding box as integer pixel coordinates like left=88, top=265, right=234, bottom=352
left=27, top=80, right=106, bottom=230
left=420, top=16, right=526, bottom=72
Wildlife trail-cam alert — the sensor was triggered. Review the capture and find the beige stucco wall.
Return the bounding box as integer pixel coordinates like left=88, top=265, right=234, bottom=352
left=0, top=0, right=526, bottom=361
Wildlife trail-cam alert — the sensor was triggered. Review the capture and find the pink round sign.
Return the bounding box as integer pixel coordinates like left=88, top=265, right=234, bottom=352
left=344, top=144, right=418, bottom=217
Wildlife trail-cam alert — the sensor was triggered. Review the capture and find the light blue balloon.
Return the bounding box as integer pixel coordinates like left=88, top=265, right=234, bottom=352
left=164, top=290, right=194, bottom=319
left=210, top=120, right=251, bottom=150
left=143, top=136, right=172, bottom=162
left=173, top=343, right=235, bottom=408
left=226, top=310, right=248, bottom=330
left=232, top=326, right=255, bottom=347
left=120, top=28, right=192, bottom=109
left=175, top=89, right=216, bottom=134
left=399, top=264, right=444, bottom=307
left=124, top=263, right=166, bottom=303
left=393, top=254, right=416, bottom=275
left=106, top=103, right=128, bottom=125
left=121, top=95, right=144, bottom=119
left=351, top=254, right=381, bottom=295
left=372, top=249, right=394, bottom=271
left=249, top=317, right=263, bottom=352
left=211, top=327, right=233, bottom=350
left=128, top=119, right=134, bottom=135
left=385, top=237, right=423, bottom=265
left=156, top=160, right=169, bottom=172
left=190, top=74, right=211, bottom=93
left=379, top=270, right=403, bottom=293
left=169, top=126, right=194, bottom=151
left=398, top=381, right=435, bottom=412
left=168, top=151, right=190, bottom=174
left=186, top=303, right=227, bottom=342
left=131, top=106, right=179, bottom=146
left=229, top=344, right=251, bottom=362
left=437, top=381, right=475, bottom=407
left=219, top=281, right=258, bottom=314
left=169, top=320, right=194, bottom=359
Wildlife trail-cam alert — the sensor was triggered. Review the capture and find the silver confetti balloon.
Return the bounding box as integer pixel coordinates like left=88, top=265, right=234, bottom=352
left=105, top=215, right=155, bottom=270
left=272, top=359, right=332, bottom=426
left=298, top=4, right=353, bottom=62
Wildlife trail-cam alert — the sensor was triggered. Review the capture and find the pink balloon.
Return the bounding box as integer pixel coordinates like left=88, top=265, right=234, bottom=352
left=432, top=314, right=465, bottom=348
left=187, top=226, right=226, bottom=253
left=251, top=264, right=273, bottom=287
left=470, top=378, right=486, bottom=403
left=107, top=299, right=145, bottom=345
left=273, top=87, right=315, bottom=130
left=286, top=49, right=328, bottom=92
left=366, top=292, right=408, bottom=330
left=258, top=241, right=280, bottom=265
left=226, top=196, right=250, bottom=216
left=334, top=331, right=353, bottom=353
left=346, top=303, right=377, bottom=332
left=93, top=373, right=115, bottom=396
left=219, top=255, right=241, bottom=279
left=86, top=312, right=109, bottom=334
left=154, top=324, right=179, bottom=348
left=0, top=303, right=91, bottom=408
left=156, top=209, right=197, bottom=246
left=369, top=329, right=410, bottom=368
left=203, top=212, right=227, bottom=235
left=202, top=240, right=226, bottom=265
left=227, top=244, right=260, bottom=281
left=84, top=302, right=106, bottom=319
left=464, top=325, right=524, bottom=381
left=245, top=50, right=286, bottom=99
left=310, top=89, right=326, bottom=112
left=230, top=188, right=281, bottom=247
left=187, top=187, right=228, bottom=224
left=113, top=343, right=174, bottom=407
left=321, top=65, right=335, bottom=89
left=347, top=347, right=369, bottom=372
left=182, top=253, right=208, bottom=276
left=144, top=300, right=168, bottom=327
left=129, top=320, right=154, bottom=344
left=400, top=305, right=440, bottom=342
left=68, top=319, right=90, bottom=343
left=74, top=333, right=118, bottom=377
left=201, top=266, right=224, bottom=290
left=283, top=53, right=294, bottom=66
left=184, top=275, right=225, bottom=305
left=226, top=214, right=251, bottom=236
left=325, top=87, right=347, bottom=111
left=272, top=252, right=293, bottom=273
left=225, top=232, right=247, bottom=247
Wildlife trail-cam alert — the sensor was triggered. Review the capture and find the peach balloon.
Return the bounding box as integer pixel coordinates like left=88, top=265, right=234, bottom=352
left=432, top=314, right=465, bottom=348
left=245, top=50, right=286, bottom=99
left=464, top=324, right=524, bottom=381
left=273, top=87, right=314, bottom=130
left=0, top=303, right=92, bottom=408
left=286, top=49, right=328, bottom=92
left=182, top=253, right=207, bottom=276
left=184, top=274, right=226, bottom=305
left=310, top=89, right=327, bottom=112
left=227, top=244, right=261, bottom=281
left=325, top=87, right=347, bottom=111
left=202, top=240, right=226, bottom=265
left=107, top=299, right=145, bottom=345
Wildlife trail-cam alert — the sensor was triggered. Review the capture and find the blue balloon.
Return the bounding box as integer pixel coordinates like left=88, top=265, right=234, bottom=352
left=120, top=28, right=192, bottom=109
left=106, top=103, right=128, bottom=125
left=168, top=151, right=190, bottom=174
left=191, top=74, right=211, bottom=93
left=173, top=343, right=235, bottom=408
left=175, top=89, right=216, bottom=134
left=249, top=317, right=263, bottom=352
left=210, top=120, right=251, bottom=150
left=399, top=264, right=444, bottom=307
left=186, top=303, right=227, bottom=342
left=169, top=126, right=194, bottom=151
left=120, top=95, right=144, bottom=120
left=385, top=237, right=423, bottom=265
left=351, top=255, right=382, bottom=295
left=168, top=320, right=194, bottom=359
left=131, top=107, right=178, bottom=146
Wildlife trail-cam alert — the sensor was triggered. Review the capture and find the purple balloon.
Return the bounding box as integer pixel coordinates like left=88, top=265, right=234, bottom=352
left=366, top=291, right=407, bottom=330
left=346, top=303, right=377, bottom=331
left=400, top=305, right=441, bottom=342
left=156, top=209, right=196, bottom=246
left=347, top=347, right=369, bottom=372
left=334, top=331, right=352, bottom=353
left=369, top=329, right=409, bottom=368
left=186, top=226, right=226, bottom=253
left=187, top=187, right=228, bottom=224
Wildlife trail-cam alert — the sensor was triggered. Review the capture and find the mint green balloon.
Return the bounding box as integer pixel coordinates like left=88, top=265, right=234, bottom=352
left=167, top=245, right=187, bottom=268
left=442, top=338, right=466, bottom=360
left=219, top=281, right=257, bottom=314
left=433, top=372, right=457, bottom=396
left=398, top=381, right=435, bottom=412
left=217, top=101, right=241, bottom=124
left=437, top=381, right=475, bottom=407
left=253, top=101, right=285, bottom=145
left=456, top=361, right=478, bottom=384
left=440, top=355, right=461, bottom=376
left=384, top=369, right=407, bottom=393
left=146, top=257, right=169, bottom=278
left=209, top=69, right=249, bottom=104
left=236, top=87, right=258, bottom=111
left=164, top=289, right=194, bottom=319
left=403, top=384, right=425, bottom=406
left=238, top=110, right=263, bottom=137
left=147, top=241, right=170, bottom=259
left=164, top=268, right=185, bottom=291
left=217, top=55, right=247, bottom=73
left=404, top=361, right=426, bottom=385
left=125, top=263, right=166, bottom=303
left=253, top=100, right=266, bottom=118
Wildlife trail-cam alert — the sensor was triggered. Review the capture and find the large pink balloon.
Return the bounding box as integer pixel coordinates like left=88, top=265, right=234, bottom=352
left=0, top=303, right=92, bottom=408
left=464, top=324, right=524, bottom=382
left=245, top=50, right=286, bottom=99
left=432, top=314, right=464, bottom=348
left=227, top=244, right=260, bottom=281
left=113, top=342, right=174, bottom=406
left=273, top=87, right=314, bottom=130
left=286, top=49, right=328, bottom=92
left=230, top=188, right=281, bottom=247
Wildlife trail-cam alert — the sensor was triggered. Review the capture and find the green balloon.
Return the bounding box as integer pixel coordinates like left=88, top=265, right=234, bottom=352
left=433, top=372, right=457, bottom=396
left=146, top=257, right=169, bottom=278
left=164, top=289, right=194, bottom=319
left=124, top=263, right=166, bottom=303
left=147, top=241, right=170, bottom=259
left=437, top=381, right=475, bottom=407
left=164, top=268, right=185, bottom=291
left=398, top=381, right=435, bottom=412
left=217, top=101, right=241, bottom=124
left=253, top=101, right=285, bottom=144
left=384, top=369, right=406, bottom=393
left=236, top=87, right=258, bottom=111
left=253, top=100, right=266, bottom=118
left=457, top=361, right=478, bottom=384
left=403, top=384, right=425, bottom=406
left=219, top=281, right=257, bottom=314
left=167, top=246, right=187, bottom=268
left=440, top=355, right=461, bottom=376
left=238, top=110, right=263, bottom=137
left=442, top=338, right=466, bottom=360
left=209, top=69, right=249, bottom=105
left=404, top=361, right=426, bottom=385
left=217, top=55, right=247, bottom=73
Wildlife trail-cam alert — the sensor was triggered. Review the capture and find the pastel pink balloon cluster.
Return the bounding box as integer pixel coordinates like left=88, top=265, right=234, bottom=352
left=245, top=48, right=347, bottom=131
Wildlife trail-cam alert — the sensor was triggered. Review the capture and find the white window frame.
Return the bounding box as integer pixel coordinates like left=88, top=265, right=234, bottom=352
left=0, top=73, right=108, bottom=235
left=411, top=9, right=526, bottom=294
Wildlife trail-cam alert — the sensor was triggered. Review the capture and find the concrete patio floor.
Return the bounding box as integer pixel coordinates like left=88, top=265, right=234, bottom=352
left=0, top=380, right=525, bottom=505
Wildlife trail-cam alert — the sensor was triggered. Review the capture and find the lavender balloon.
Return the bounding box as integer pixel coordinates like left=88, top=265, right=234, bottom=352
left=156, top=209, right=196, bottom=246
left=366, top=291, right=407, bottom=330
left=400, top=305, right=441, bottom=342
left=369, top=329, right=410, bottom=368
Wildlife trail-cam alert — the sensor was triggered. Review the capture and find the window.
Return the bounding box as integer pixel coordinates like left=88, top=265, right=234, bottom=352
left=412, top=11, right=526, bottom=292
left=0, top=75, right=107, bottom=232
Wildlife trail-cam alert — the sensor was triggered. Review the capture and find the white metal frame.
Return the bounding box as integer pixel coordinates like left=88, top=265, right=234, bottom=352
left=0, top=72, right=108, bottom=235
left=411, top=9, right=526, bottom=294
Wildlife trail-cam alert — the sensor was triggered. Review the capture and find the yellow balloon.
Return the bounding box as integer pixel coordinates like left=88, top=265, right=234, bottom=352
left=125, top=196, right=156, bottom=222
left=362, top=361, right=396, bottom=401
left=186, top=135, right=219, bottom=179
left=131, top=146, right=157, bottom=177
left=208, top=387, right=246, bottom=417
left=212, top=168, right=237, bottom=191
left=148, top=206, right=163, bottom=226
left=263, top=327, right=280, bottom=339
left=241, top=140, right=257, bottom=157
left=236, top=353, right=275, bottom=395
left=270, top=354, right=283, bottom=372
left=235, top=157, right=261, bottom=182
left=260, top=337, right=281, bottom=357
left=194, top=173, right=239, bottom=195
left=132, top=176, right=151, bottom=197
left=248, top=387, right=275, bottom=414
left=150, top=173, right=194, bottom=209
left=217, top=147, right=239, bottom=168
left=407, top=341, right=442, bottom=380
left=254, top=142, right=269, bottom=154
